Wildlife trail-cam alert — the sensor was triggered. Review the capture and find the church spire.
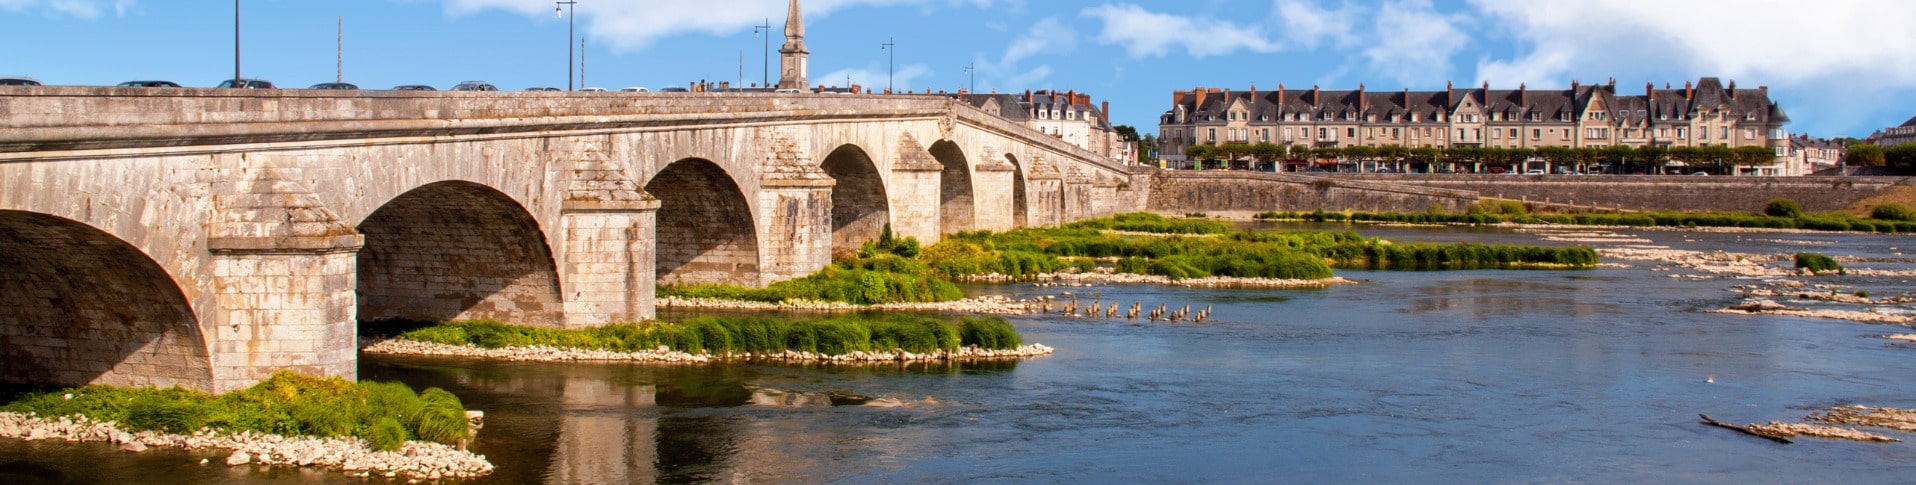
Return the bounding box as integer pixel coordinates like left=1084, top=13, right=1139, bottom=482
left=777, top=0, right=809, bottom=90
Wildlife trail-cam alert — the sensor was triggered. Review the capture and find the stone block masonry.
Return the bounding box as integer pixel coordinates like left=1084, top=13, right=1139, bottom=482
left=1328, top=174, right=1912, bottom=213
left=1146, top=171, right=1477, bottom=214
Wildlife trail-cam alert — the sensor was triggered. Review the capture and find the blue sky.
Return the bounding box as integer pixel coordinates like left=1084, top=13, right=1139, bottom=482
left=5, top=0, right=1915, bottom=138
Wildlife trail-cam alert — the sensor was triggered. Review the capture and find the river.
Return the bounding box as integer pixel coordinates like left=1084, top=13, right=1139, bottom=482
left=4, top=223, right=1914, bottom=483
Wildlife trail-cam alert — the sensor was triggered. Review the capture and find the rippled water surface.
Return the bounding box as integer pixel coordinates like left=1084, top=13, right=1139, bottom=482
left=6, top=224, right=1916, bottom=483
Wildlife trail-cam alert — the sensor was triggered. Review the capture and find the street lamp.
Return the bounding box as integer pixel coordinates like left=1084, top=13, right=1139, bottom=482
left=555, top=1, right=578, bottom=91
left=963, top=62, right=974, bottom=94
left=233, top=0, right=241, bottom=86
left=880, top=37, right=894, bottom=93
left=752, top=19, right=771, bottom=89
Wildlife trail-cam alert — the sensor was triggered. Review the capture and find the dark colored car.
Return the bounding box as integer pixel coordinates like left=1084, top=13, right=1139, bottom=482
left=0, top=77, right=42, bottom=86
left=309, top=82, right=359, bottom=90
left=659, top=87, right=690, bottom=93
left=450, top=81, right=497, bottom=92
left=393, top=85, right=437, bottom=91
left=524, top=87, right=561, bottom=92
left=216, top=79, right=275, bottom=89
left=117, top=80, right=181, bottom=87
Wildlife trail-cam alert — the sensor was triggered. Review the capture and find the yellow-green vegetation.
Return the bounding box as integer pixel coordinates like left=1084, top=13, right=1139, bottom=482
left=1, top=372, right=468, bottom=451
left=1794, top=253, right=1844, bottom=273
left=1257, top=202, right=1916, bottom=233
left=378, top=315, right=1024, bottom=354
left=666, top=213, right=1597, bottom=305
left=661, top=225, right=960, bottom=305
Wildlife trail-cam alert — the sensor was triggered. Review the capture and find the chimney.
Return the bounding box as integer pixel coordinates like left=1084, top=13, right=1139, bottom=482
left=1194, top=88, right=1209, bottom=111
left=1358, top=83, right=1366, bottom=115
left=1571, top=79, right=1580, bottom=93
left=1102, top=101, right=1110, bottom=123
left=1174, top=90, right=1186, bottom=107
left=1728, top=80, right=1736, bottom=99
left=1685, top=80, right=1693, bottom=100
left=1519, top=82, right=1527, bottom=107
left=1759, top=85, right=1768, bottom=97
left=1646, top=82, right=1654, bottom=106
left=1445, top=81, right=1453, bottom=109
left=1278, top=83, right=1286, bottom=114
left=1313, top=84, right=1321, bottom=110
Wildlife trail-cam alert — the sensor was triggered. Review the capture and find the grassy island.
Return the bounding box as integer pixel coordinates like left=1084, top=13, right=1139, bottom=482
left=2, top=372, right=470, bottom=451
left=661, top=213, right=1597, bottom=305
left=373, top=314, right=1024, bottom=355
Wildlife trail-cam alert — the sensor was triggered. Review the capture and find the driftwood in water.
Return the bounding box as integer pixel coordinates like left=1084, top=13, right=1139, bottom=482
left=1699, top=414, right=1793, bottom=444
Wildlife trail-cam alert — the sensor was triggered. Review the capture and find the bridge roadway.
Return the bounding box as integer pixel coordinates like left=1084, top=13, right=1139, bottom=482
left=0, top=87, right=1142, bottom=391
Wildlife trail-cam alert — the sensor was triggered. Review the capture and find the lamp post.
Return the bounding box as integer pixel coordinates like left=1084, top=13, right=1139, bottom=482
left=752, top=19, right=771, bottom=89
left=233, top=0, right=240, bottom=85
left=555, top=1, right=578, bottom=91
left=880, top=37, right=894, bottom=93
left=963, top=62, right=974, bottom=94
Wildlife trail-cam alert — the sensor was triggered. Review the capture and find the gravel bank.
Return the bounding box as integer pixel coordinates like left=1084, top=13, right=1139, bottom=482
left=0, top=412, right=492, bottom=480
left=361, top=338, right=1055, bottom=364
left=963, top=271, right=1353, bottom=289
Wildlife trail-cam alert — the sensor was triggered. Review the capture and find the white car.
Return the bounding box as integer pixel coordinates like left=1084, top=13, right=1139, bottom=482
left=619, top=86, right=649, bottom=93
left=774, top=88, right=801, bottom=94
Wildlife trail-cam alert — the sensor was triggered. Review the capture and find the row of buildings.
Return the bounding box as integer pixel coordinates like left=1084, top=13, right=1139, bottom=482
left=1155, top=77, right=1824, bottom=175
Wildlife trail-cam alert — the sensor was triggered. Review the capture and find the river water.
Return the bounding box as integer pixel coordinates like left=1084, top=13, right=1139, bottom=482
left=5, top=224, right=1915, bottom=483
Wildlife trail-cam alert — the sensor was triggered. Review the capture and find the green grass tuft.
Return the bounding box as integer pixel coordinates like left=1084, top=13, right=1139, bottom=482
left=1794, top=252, right=1844, bottom=273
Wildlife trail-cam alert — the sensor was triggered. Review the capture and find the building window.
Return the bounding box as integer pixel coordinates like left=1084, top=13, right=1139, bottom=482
left=1492, top=129, right=1502, bottom=140
left=1744, top=128, right=1755, bottom=139
left=1392, top=128, right=1400, bottom=138
left=1532, top=129, right=1541, bottom=139
left=1677, top=128, right=1687, bottom=138
left=1284, top=127, right=1293, bottom=139
left=1509, top=128, right=1518, bottom=138
left=1347, top=127, right=1356, bottom=138
left=1320, top=127, right=1330, bottom=139
left=1207, top=128, right=1216, bottom=142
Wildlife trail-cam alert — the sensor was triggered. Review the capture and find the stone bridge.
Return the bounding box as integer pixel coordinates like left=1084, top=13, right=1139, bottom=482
left=0, top=87, right=1141, bottom=391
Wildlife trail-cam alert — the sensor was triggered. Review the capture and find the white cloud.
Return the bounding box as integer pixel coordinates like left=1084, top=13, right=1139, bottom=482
left=815, top=62, right=932, bottom=91
left=0, top=0, right=133, bottom=18
left=431, top=0, right=916, bottom=52
left=1470, top=0, right=1916, bottom=89
left=1273, top=0, right=1355, bottom=49
left=1080, top=3, right=1278, bottom=59
left=1001, top=17, right=1075, bottom=66
left=1360, top=0, right=1468, bottom=86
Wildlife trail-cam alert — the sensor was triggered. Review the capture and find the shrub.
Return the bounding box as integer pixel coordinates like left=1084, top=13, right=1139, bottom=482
left=1872, top=204, right=1916, bottom=222
left=1764, top=198, right=1804, bottom=218
left=1794, top=252, right=1843, bottom=273
left=958, top=316, right=1022, bottom=349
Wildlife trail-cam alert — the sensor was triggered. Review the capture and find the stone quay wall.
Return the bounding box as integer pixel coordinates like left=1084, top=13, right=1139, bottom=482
left=1145, top=171, right=1479, bottom=214
left=1324, top=174, right=1913, bottom=212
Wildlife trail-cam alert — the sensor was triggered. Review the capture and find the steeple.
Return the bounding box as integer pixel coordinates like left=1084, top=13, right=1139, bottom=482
left=777, top=0, right=809, bottom=90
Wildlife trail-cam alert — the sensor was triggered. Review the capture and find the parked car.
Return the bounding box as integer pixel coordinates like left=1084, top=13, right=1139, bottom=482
left=216, top=78, right=275, bottom=89
left=308, top=82, right=358, bottom=90
left=449, top=81, right=498, bottom=92
left=117, top=80, right=181, bottom=88
left=0, top=76, right=42, bottom=86
left=524, top=87, right=560, bottom=92
left=392, top=84, right=437, bottom=91
left=619, top=86, right=649, bottom=93
left=659, top=87, right=689, bottom=93
left=1525, top=169, right=1546, bottom=175
left=1690, top=171, right=1710, bottom=176
left=580, top=87, right=608, bottom=92
left=774, top=88, right=801, bottom=94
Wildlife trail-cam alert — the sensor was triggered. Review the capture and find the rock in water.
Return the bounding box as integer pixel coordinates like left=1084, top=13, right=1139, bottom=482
left=227, top=451, right=252, bottom=466
left=119, top=441, right=147, bottom=453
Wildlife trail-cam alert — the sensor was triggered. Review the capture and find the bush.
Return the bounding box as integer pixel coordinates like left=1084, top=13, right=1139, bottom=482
left=1764, top=198, right=1804, bottom=218
left=958, top=316, right=1022, bottom=349
left=1794, top=252, right=1843, bottom=273
left=396, top=315, right=1024, bottom=356
left=1872, top=204, right=1916, bottom=222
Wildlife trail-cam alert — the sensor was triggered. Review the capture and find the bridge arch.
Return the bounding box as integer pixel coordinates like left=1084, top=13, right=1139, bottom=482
left=929, top=140, right=975, bottom=235
left=647, top=158, right=761, bottom=286
left=0, top=210, right=211, bottom=389
left=819, top=144, right=890, bottom=254
left=356, top=181, right=565, bottom=327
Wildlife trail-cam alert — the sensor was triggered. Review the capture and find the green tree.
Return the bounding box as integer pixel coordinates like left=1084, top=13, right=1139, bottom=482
left=1183, top=144, right=1215, bottom=167
left=1846, top=144, right=1886, bottom=167
left=1343, top=145, right=1378, bottom=164
left=1600, top=144, right=1635, bottom=165
left=1113, top=125, right=1141, bottom=142
left=1883, top=143, right=1916, bottom=170
left=1289, top=145, right=1314, bottom=161
left=1138, top=134, right=1159, bottom=165
left=1702, top=145, right=1735, bottom=169
left=1250, top=142, right=1285, bottom=171
left=1634, top=145, right=1668, bottom=173
left=1732, top=145, right=1777, bottom=167
left=1536, top=145, right=1575, bottom=169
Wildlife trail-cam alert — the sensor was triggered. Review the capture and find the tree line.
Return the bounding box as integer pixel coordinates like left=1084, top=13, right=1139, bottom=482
left=1843, top=143, right=1916, bottom=170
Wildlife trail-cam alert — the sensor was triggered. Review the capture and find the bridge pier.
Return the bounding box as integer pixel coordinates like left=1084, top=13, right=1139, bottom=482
left=205, top=166, right=363, bottom=392
left=1026, top=156, right=1065, bottom=227
left=754, top=178, right=836, bottom=285
left=972, top=157, right=1018, bottom=232
left=889, top=135, right=946, bottom=243
left=558, top=152, right=663, bottom=326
